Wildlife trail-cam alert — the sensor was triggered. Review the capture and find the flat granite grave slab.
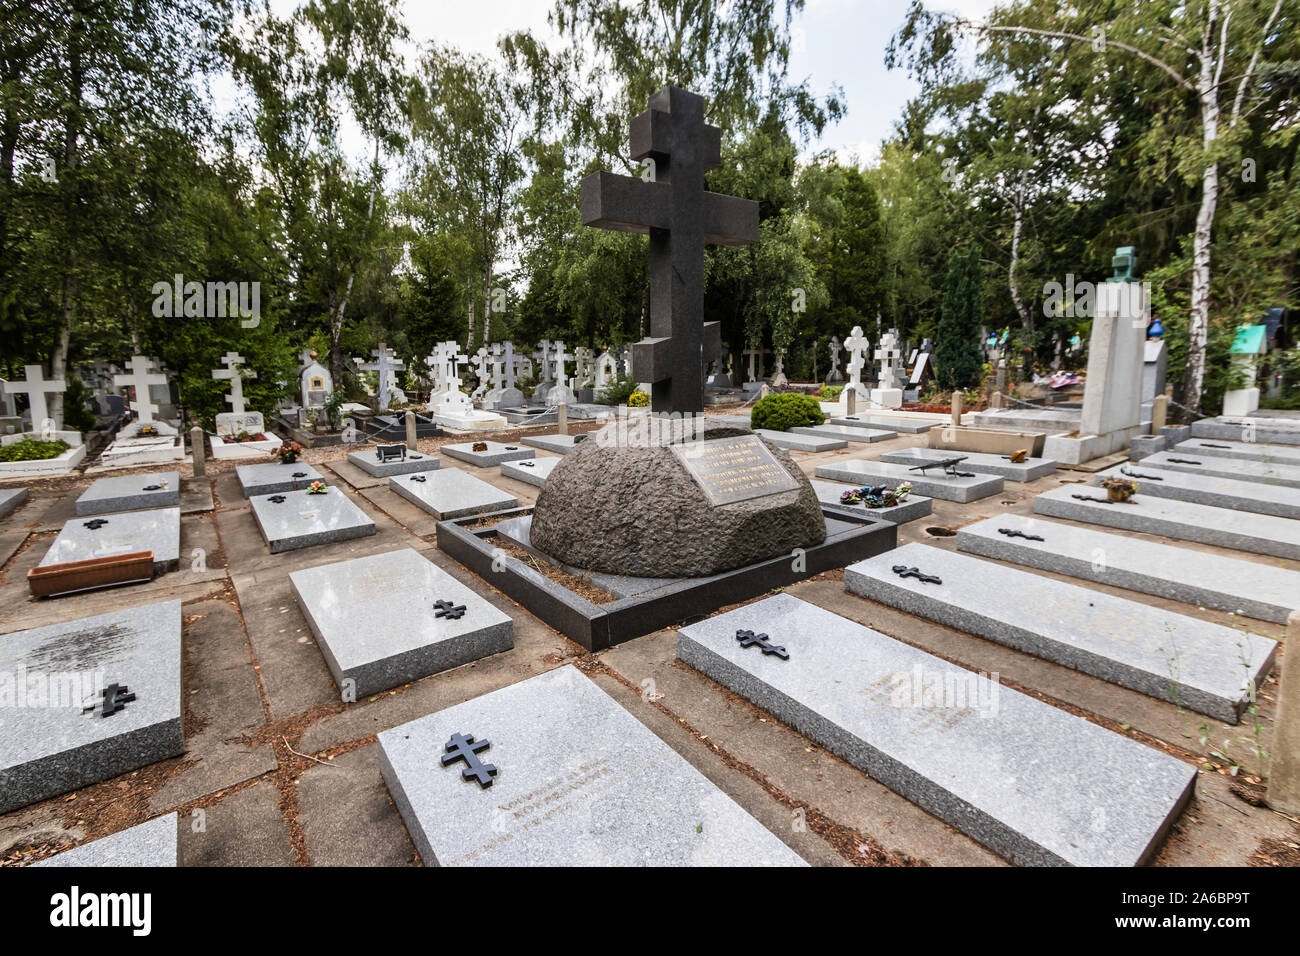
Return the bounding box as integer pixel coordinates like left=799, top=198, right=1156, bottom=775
left=249, top=488, right=376, bottom=554
left=441, top=441, right=536, bottom=467
left=845, top=542, right=1276, bottom=722
left=390, top=468, right=518, bottom=520
left=677, top=594, right=1196, bottom=866
left=957, top=514, right=1300, bottom=625
left=0, top=486, right=29, bottom=519
left=519, top=434, right=591, bottom=454
left=1033, top=483, right=1300, bottom=561
left=290, top=548, right=513, bottom=698
left=1096, top=463, right=1300, bottom=519
left=809, top=479, right=933, bottom=524
left=752, top=428, right=847, bottom=452
left=40, top=506, right=181, bottom=573
left=1174, top=438, right=1300, bottom=467
left=34, top=813, right=179, bottom=867
left=501, top=456, right=560, bottom=487
left=1191, top=417, right=1300, bottom=446
left=790, top=424, right=898, bottom=443
left=1137, top=450, right=1300, bottom=489
left=75, top=471, right=180, bottom=515
left=814, top=459, right=1004, bottom=502
left=0, top=600, right=184, bottom=813
left=346, top=448, right=441, bottom=477
left=377, top=665, right=805, bottom=866
left=830, top=415, right=937, bottom=433
left=236, top=461, right=325, bottom=497
left=879, top=447, right=1057, bottom=482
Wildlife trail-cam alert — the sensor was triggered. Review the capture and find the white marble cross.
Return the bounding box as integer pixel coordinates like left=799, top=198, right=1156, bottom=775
left=550, top=340, right=571, bottom=387
left=827, top=336, right=842, bottom=377
left=113, top=355, right=168, bottom=425
left=470, top=346, right=492, bottom=399
left=875, top=330, right=903, bottom=390
left=212, top=351, right=255, bottom=415
left=533, top=339, right=553, bottom=384
left=429, top=341, right=469, bottom=392
left=4, top=364, right=66, bottom=432
left=501, top=341, right=519, bottom=390
left=844, top=326, right=870, bottom=390
left=360, top=342, right=406, bottom=409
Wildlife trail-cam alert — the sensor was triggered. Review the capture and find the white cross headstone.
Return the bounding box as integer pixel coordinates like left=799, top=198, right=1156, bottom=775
left=501, top=341, right=520, bottom=390
left=533, top=339, right=554, bottom=384
left=770, top=350, right=788, bottom=387
left=844, top=326, right=870, bottom=396
left=470, top=346, right=491, bottom=400
left=875, top=330, right=904, bottom=390
left=550, top=340, right=571, bottom=387
left=360, top=343, right=406, bottom=410
left=212, top=351, right=255, bottom=415
left=4, top=364, right=66, bottom=434
left=825, top=336, right=843, bottom=384
left=113, top=355, right=168, bottom=426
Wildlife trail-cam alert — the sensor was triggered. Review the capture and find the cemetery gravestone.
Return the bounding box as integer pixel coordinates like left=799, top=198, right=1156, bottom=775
left=814, top=459, right=1004, bottom=503
left=0, top=600, right=183, bottom=814
left=376, top=665, right=805, bottom=866
left=76, top=472, right=180, bottom=515
left=389, top=468, right=518, bottom=520
left=501, top=456, right=560, bottom=487
left=236, top=461, right=325, bottom=498
left=290, top=548, right=513, bottom=698
left=346, top=445, right=441, bottom=478
left=677, top=594, right=1197, bottom=866
left=249, top=488, right=376, bottom=554
left=441, top=441, right=535, bottom=467
left=581, top=86, right=759, bottom=413
left=41, top=507, right=181, bottom=574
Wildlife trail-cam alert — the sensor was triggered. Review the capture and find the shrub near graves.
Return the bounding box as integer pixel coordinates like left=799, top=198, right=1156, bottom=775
left=750, top=393, right=825, bottom=431
left=0, top=438, right=70, bottom=462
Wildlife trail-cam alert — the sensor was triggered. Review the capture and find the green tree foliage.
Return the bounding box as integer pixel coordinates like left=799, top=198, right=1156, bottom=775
left=935, top=243, right=985, bottom=392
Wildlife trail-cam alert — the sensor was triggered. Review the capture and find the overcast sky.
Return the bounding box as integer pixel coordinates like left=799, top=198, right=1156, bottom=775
left=254, top=0, right=999, bottom=166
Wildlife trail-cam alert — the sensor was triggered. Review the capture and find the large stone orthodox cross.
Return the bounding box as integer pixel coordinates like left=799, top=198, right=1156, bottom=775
left=581, top=86, right=759, bottom=414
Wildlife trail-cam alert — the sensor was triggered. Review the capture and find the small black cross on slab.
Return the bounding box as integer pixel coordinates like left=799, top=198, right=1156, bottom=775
left=735, top=629, right=788, bottom=660
left=292, top=472, right=308, bottom=478
left=268, top=495, right=286, bottom=503
left=442, top=732, right=496, bottom=788
left=1166, top=458, right=1202, bottom=465
left=1198, top=443, right=1230, bottom=448
left=998, top=528, right=1044, bottom=542
left=82, top=518, right=110, bottom=530
left=1071, top=493, right=1119, bottom=504
left=83, top=683, right=136, bottom=718
left=891, top=565, right=942, bottom=585
left=518, top=461, right=534, bottom=467
left=409, top=475, right=427, bottom=483
left=143, top=484, right=161, bottom=491
left=1121, top=468, right=1164, bottom=481
left=434, top=599, right=467, bottom=620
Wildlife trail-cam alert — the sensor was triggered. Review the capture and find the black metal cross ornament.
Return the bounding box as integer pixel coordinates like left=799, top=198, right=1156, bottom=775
left=518, top=461, right=534, bottom=467
left=735, top=629, right=789, bottom=660
left=581, top=86, right=759, bottom=414
left=1167, top=458, right=1202, bottom=465
left=268, top=495, right=286, bottom=503
left=409, top=475, right=427, bottom=483
left=998, top=528, right=1044, bottom=542
left=892, top=565, right=942, bottom=585
left=442, top=732, right=496, bottom=788
left=434, top=599, right=467, bottom=620
left=83, top=683, right=136, bottom=718
left=83, top=518, right=109, bottom=530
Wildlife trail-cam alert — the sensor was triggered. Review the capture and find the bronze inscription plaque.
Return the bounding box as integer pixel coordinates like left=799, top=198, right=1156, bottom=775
left=670, top=435, right=800, bottom=506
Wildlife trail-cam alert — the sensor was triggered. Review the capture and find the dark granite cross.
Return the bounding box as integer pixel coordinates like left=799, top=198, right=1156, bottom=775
left=441, top=732, right=497, bottom=788
left=581, top=86, right=759, bottom=414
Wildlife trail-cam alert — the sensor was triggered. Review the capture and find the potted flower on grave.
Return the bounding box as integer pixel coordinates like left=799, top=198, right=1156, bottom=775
left=276, top=440, right=304, bottom=464
left=840, top=482, right=911, bottom=509
left=234, top=429, right=269, bottom=443
left=306, top=480, right=328, bottom=495
left=1101, top=476, right=1139, bottom=502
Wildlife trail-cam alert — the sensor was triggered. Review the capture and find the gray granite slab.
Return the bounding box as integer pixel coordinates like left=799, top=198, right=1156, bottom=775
left=880, top=446, right=1056, bottom=482
left=236, top=461, right=325, bottom=497
left=0, top=600, right=184, bottom=813
left=814, top=459, right=1004, bottom=502
left=500, top=456, right=560, bottom=487
left=677, top=593, right=1196, bottom=866
left=790, top=424, right=898, bottom=443
left=751, top=428, right=847, bottom=452
left=845, top=542, right=1275, bottom=723
left=346, top=449, right=441, bottom=477
left=1138, top=450, right=1300, bottom=489
left=1173, top=439, right=1300, bottom=468
left=390, top=468, right=518, bottom=519
left=957, top=514, right=1300, bottom=625
left=1191, top=417, right=1300, bottom=446
left=500, top=406, right=558, bottom=425
left=0, top=486, right=28, bottom=520
left=35, top=813, right=179, bottom=867
left=830, top=415, right=937, bottom=433
left=1033, top=483, right=1300, bottom=560
left=75, top=472, right=180, bottom=515
left=1096, top=463, right=1300, bottom=519
left=520, top=434, right=591, bottom=454
left=376, top=665, right=805, bottom=866
left=290, top=548, right=513, bottom=698
left=441, top=441, right=536, bottom=467
left=809, top=479, right=933, bottom=524
left=40, top=507, right=181, bottom=573
left=249, top=488, right=376, bottom=554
